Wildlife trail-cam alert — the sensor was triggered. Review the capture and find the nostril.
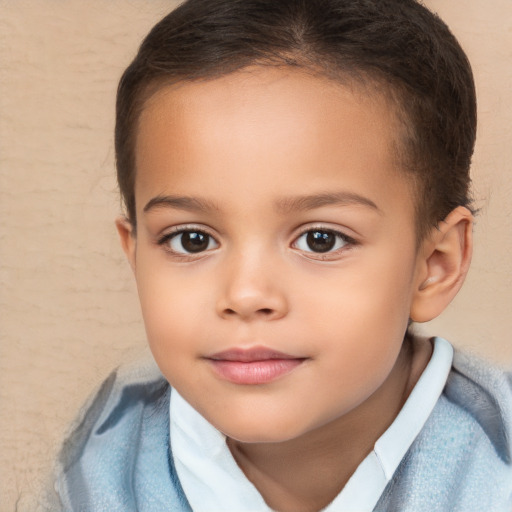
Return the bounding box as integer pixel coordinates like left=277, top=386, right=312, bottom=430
left=221, top=307, right=276, bottom=319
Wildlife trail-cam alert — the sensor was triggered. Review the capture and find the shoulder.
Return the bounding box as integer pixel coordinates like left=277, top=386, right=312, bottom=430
left=53, top=354, right=191, bottom=512
left=447, top=349, right=512, bottom=463
left=378, top=346, right=512, bottom=512
left=425, top=352, right=512, bottom=508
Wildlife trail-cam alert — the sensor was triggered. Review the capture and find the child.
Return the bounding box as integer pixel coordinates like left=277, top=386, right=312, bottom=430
left=52, top=0, right=512, bottom=510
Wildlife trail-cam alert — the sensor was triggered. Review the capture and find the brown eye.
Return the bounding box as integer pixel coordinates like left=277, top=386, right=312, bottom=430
left=306, top=231, right=336, bottom=252
left=166, top=230, right=218, bottom=254
left=293, top=229, right=350, bottom=254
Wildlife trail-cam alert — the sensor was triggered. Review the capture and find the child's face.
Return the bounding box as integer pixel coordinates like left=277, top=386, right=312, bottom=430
left=123, top=67, right=428, bottom=442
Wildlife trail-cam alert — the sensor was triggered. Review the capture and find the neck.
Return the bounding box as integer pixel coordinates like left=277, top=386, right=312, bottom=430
left=227, top=336, right=432, bottom=512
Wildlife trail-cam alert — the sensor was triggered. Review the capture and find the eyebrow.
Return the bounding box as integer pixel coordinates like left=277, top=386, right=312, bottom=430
left=275, top=191, right=381, bottom=215
left=143, top=191, right=381, bottom=215
left=143, top=195, right=220, bottom=214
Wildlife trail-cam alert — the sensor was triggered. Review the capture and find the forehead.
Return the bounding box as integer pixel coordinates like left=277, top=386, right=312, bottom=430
left=135, top=67, right=413, bottom=220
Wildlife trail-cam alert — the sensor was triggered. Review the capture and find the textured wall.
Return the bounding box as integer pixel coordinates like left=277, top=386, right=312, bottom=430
left=1, top=1, right=511, bottom=509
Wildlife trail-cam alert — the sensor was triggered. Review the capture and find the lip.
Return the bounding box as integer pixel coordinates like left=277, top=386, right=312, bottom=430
left=206, top=346, right=306, bottom=385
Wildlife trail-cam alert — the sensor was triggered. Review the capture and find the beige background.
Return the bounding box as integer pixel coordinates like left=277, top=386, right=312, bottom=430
left=1, top=1, right=511, bottom=510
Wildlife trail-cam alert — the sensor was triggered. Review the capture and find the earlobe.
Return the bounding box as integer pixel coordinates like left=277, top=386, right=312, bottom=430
left=410, top=206, right=473, bottom=323
left=115, top=216, right=137, bottom=273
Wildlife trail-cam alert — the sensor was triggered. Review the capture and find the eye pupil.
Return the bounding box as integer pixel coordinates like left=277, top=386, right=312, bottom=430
left=182, top=232, right=209, bottom=253
left=306, top=231, right=336, bottom=252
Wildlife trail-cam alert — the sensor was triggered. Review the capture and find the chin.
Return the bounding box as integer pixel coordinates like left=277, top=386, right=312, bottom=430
left=225, top=430, right=295, bottom=444
left=216, top=416, right=309, bottom=444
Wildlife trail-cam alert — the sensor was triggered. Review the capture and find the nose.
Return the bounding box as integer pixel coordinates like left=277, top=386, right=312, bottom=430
left=216, top=250, right=289, bottom=321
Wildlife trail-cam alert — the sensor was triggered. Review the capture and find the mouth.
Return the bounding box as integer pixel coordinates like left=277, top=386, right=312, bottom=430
left=205, top=346, right=307, bottom=385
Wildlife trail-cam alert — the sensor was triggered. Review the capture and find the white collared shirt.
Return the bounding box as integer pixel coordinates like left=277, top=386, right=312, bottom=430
left=170, top=337, right=453, bottom=512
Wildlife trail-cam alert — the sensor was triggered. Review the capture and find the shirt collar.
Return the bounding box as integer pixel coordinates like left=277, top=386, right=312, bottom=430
left=170, top=337, right=453, bottom=512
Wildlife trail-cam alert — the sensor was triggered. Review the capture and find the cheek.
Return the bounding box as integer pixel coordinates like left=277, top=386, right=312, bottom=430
left=299, top=250, right=415, bottom=329
left=297, top=250, right=415, bottom=373
left=134, top=261, right=208, bottom=357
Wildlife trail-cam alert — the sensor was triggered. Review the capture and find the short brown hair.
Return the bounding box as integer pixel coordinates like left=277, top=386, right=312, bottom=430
left=115, top=0, right=476, bottom=238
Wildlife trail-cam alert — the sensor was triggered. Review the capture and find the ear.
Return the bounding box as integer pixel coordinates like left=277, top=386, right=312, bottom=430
left=115, top=216, right=137, bottom=273
left=409, top=206, right=473, bottom=323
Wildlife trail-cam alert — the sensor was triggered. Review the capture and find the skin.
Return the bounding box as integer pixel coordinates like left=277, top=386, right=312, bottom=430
left=117, top=67, right=472, bottom=512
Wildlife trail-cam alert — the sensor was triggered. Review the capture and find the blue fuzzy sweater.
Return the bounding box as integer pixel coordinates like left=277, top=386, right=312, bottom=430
left=52, top=349, right=512, bottom=511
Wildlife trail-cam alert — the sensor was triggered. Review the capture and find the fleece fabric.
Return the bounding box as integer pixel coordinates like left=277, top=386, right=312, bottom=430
left=52, top=341, right=512, bottom=511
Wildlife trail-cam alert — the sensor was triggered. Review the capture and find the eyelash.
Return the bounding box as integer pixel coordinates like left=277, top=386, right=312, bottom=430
left=157, top=225, right=218, bottom=259
left=157, top=225, right=357, bottom=260
left=292, top=226, right=357, bottom=260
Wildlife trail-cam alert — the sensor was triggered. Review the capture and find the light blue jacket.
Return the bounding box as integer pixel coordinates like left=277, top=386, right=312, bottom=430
left=52, top=350, right=512, bottom=511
